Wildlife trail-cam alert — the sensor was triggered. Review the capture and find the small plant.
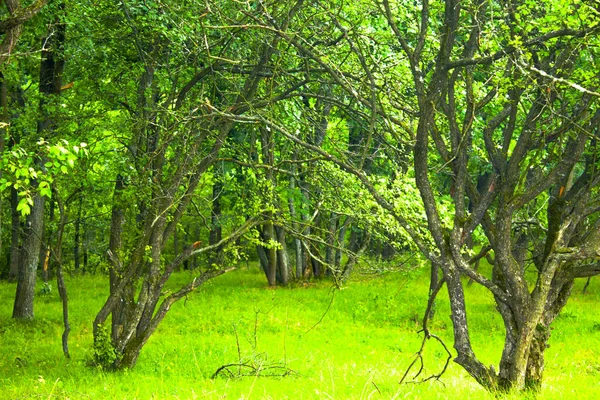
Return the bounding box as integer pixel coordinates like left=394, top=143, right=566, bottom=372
left=39, top=283, right=52, bottom=296
left=92, top=324, right=117, bottom=369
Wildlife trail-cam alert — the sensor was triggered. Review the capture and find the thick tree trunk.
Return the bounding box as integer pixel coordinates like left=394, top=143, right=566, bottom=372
left=523, top=326, right=549, bottom=390
left=12, top=193, right=45, bottom=319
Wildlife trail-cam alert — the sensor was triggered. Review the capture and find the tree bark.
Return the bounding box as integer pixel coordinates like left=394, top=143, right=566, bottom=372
left=73, top=190, right=82, bottom=271
left=276, top=225, right=289, bottom=285
left=13, top=2, right=65, bottom=319
left=12, top=192, right=44, bottom=319
left=107, top=175, right=134, bottom=346
left=262, top=221, right=277, bottom=286
left=208, top=173, right=223, bottom=267
left=287, top=159, right=303, bottom=279
left=0, top=72, right=6, bottom=277
left=8, top=185, right=21, bottom=282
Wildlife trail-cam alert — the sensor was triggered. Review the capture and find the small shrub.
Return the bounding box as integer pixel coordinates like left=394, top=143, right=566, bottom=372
left=92, top=324, right=117, bottom=369
left=39, top=283, right=52, bottom=296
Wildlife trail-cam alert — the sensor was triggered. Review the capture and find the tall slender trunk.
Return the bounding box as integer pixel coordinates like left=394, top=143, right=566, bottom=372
left=12, top=193, right=44, bottom=319
left=73, top=190, right=82, bottom=270
left=341, top=228, right=369, bottom=281
left=276, top=225, right=289, bottom=285
left=287, top=160, right=303, bottom=279
left=324, top=212, right=338, bottom=275
left=334, top=216, right=351, bottom=270
left=427, top=262, right=439, bottom=320
left=208, top=173, right=223, bottom=267
left=53, top=193, right=70, bottom=358
left=0, top=72, right=6, bottom=276
left=108, top=175, right=134, bottom=345
left=13, top=3, right=65, bottom=319
left=8, top=187, right=20, bottom=282
left=262, top=221, right=277, bottom=286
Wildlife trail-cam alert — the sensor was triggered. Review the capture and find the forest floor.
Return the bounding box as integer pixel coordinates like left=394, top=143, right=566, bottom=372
left=0, top=262, right=599, bottom=399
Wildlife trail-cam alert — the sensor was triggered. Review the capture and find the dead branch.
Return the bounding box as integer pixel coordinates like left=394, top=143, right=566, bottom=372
left=400, top=277, right=452, bottom=385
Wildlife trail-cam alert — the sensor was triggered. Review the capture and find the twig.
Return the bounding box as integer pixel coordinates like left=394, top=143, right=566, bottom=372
left=303, top=287, right=337, bottom=335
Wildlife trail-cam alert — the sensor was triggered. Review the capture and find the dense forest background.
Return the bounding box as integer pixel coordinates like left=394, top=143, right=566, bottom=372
left=0, top=0, right=599, bottom=395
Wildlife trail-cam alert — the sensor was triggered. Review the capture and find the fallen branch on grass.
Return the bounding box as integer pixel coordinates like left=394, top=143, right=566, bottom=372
left=211, top=362, right=296, bottom=379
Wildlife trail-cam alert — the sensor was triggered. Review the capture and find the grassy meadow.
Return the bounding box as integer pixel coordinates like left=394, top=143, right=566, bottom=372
left=0, top=263, right=599, bottom=399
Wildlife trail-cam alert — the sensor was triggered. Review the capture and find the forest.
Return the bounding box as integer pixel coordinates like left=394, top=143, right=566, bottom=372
left=0, top=0, right=599, bottom=398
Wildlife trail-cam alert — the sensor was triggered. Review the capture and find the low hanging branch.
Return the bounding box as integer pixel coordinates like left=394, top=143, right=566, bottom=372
left=399, top=277, right=452, bottom=385
left=94, top=216, right=264, bottom=338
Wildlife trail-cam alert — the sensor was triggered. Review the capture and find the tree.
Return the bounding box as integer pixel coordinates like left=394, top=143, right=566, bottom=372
left=0, top=0, right=47, bottom=279
left=254, top=0, right=600, bottom=391
left=76, top=0, right=310, bottom=369
left=12, top=0, right=65, bottom=319
left=0, top=0, right=46, bottom=65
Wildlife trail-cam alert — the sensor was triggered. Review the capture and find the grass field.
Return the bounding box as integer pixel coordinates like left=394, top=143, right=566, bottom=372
left=0, top=264, right=599, bottom=399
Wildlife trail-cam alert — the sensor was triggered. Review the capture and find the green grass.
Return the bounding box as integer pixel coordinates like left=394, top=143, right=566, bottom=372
left=0, top=265, right=599, bottom=399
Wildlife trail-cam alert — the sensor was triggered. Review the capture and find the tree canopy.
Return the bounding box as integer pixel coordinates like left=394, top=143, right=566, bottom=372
left=1, top=0, right=599, bottom=393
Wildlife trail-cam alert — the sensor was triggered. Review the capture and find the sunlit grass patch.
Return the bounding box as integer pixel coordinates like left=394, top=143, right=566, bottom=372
left=0, top=265, right=599, bottom=398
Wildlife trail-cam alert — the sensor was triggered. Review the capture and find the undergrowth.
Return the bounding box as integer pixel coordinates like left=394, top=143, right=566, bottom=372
left=0, top=264, right=599, bottom=399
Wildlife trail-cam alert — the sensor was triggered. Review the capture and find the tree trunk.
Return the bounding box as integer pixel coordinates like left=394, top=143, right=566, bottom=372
left=208, top=175, right=223, bottom=267
left=256, top=244, right=269, bottom=274
left=13, top=3, right=65, bottom=319
left=335, top=216, right=351, bottom=270
left=262, top=221, right=277, bottom=286
left=523, top=326, right=549, bottom=390
left=287, top=161, right=303, bottom=279
left=73, top=190, right=82, bottom=271
left=0, top=72, right=6, bottom=277
left=8, top=187, right=21, bottom=282
left=324, top=212, right=338, bottom=275
left=276, top=226, right=289, bottom=285
left=12, top=193, right=44, bottom=319
left=341, top=228, right=369, bottom=281
left=427, top=262, right=439, bottom=320
left=107, top=175, right=135, bottom=346
left=53, top=193, right=70, bottom=358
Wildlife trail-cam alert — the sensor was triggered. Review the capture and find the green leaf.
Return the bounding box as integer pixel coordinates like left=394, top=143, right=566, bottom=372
left=16, top=199, right=31, bottom=216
